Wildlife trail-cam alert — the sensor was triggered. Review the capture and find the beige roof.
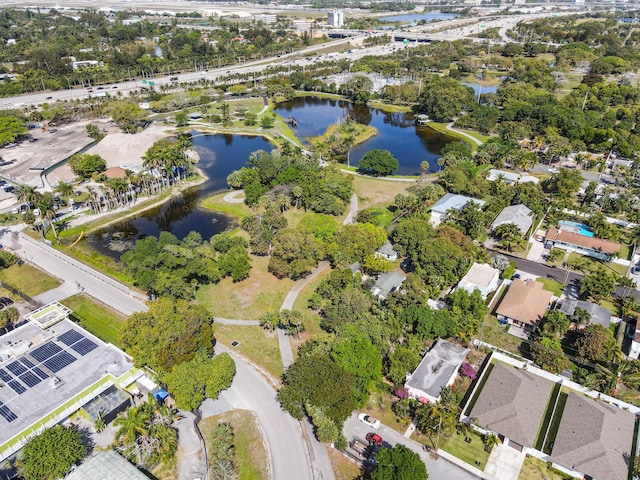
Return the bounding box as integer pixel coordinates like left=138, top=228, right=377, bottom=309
left=551, top=392, right=636, bottom=480
left=470, top=362, right=554, bottom=447
left=459, top=263, right=499, bottom=290
left=546, top=228, right=620, bottom=255
left=495, top=279, right=553, bottom=326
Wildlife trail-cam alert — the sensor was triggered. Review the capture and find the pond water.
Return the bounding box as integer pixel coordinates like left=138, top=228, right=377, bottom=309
left=274, top=96, right=457, bottom=175
left=462, top=82, right=500, bottom=99
left=379, top=12, right=458, bottom=24
left=84, top=134, right=273, bottom=258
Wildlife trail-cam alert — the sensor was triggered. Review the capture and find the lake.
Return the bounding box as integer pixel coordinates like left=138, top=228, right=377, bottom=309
left=84, top=133, right=273, bottom=258
left=274, top=96, right=457, bottom=175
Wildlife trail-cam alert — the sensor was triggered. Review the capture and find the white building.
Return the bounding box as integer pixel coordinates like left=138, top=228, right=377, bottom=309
left=327, top=10, right=344, bottom=28
left=457, top=263, right=500, bottom=299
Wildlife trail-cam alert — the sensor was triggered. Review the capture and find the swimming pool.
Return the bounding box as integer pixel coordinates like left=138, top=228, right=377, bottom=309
left=558, top=221, right=595, bottom=237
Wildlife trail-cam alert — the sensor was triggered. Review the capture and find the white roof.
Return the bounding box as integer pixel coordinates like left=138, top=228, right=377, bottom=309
left=487, top=169, right=519, bottom=183
left=458, top=263, right=499, bottom=290
left=431, top=193, right=485, bottom=215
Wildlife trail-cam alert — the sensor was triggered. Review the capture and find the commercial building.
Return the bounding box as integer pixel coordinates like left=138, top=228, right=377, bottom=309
left=327, top=10, right=344, bottom=28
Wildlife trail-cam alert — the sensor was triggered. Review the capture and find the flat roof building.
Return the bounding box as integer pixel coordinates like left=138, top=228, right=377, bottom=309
left=457, top=263, right=500, bottom=299
left=66, top=449, right=148, bottom=480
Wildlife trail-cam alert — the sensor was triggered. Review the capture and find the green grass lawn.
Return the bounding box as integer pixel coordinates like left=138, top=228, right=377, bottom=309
left=535, top=277, right=564, bottom=297
left=60, top=294, right=126, bottom=347
left=200, top=191, right=252, bottom=221
left=200, top=410, right=268, bottom=480
left=535, top=382, right=561, bottom=451
left=0, top=263, right=61, bottom=297
left=213, top=324, right=283, bottom=379
left=362, top=390, right=411, bottom=434
left=542, top=391, right=568, bottom=454
left=438, top=431, right=491, bottom=470
left=518, top=455, right=573, bottom=480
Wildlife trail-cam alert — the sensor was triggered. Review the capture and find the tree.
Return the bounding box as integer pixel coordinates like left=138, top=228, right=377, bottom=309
left=371, top=444, right=428, bottom=480
left=530, top=335, right=569, bottom=373
left=416, top=75, right=474, bottom=122
left=260, top=113, right=275, bottom=129
left=579, top=267, right=616, bottom=302
left=19, top=425, right=87, bottom=480
left=542, top=310, right=570, bottom=336
left=574, top=324, right=615, bottom=364
left=278, top=351, right=356, bottom=423
left=68, top=153, right=107, bottom=178
left=268, top=229, right=325, bottom=279
left=0, top=116, right=27, bottom=145
left=494, top=223, right=524, bottom=251
left=357, top=149, right=399, bottom=177
left=340, top=74, right=373, bottom=104
left=120, top=298, right=214, bottom=373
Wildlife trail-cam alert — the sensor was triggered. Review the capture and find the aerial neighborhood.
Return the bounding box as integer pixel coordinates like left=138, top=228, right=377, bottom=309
left=2, top=1, right=640, bottom=480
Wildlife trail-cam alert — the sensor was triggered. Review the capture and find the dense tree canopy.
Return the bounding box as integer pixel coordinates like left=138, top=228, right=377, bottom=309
left=371, top=444, right=428, bottom=480
left=416, top=75, right=474, bottom=122
left=68, top=153, right=106, bottom=178
left=120, top=297, right=214, bottom=373
left=0, top=116, right=27, bottom=145
left=20, top=425, right=87, bottom=480
left=357, top=149, right=399, bottom=176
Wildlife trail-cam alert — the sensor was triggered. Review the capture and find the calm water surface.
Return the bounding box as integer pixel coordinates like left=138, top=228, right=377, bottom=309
left=275, top=96, right=457, bottom=175
left=85, top=134, right=273, bottom=258
left=379, top=12, right=458, bottom=24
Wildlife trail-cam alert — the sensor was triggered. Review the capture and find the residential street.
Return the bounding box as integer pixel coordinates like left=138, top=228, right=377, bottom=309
left=343, top=413, right=481, bottom=480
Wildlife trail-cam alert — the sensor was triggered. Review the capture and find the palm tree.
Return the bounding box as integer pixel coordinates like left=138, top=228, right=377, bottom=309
left=114, top=406, right=151, bottom=446
left=15, top=184, right=38, bottom=210
left=55, top=181, right=74, bottom=198
left=37, top=193, right=58, bottom=239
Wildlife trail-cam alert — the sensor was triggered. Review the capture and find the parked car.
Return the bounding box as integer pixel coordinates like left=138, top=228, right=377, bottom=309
left=357, top=413, right=381, bottom=429
left=49, top=128, right=58, bottom=133
left=33, top=208, right=40, bottom=216
left=0, top=297, right=14, bottom=306
left=45, top=96, right=53, bottom=100
left=11, top=207, right=18, bottom=214
left=633, top=264, right=640, bottom=274
left=366, top=432, right=383, bottom=446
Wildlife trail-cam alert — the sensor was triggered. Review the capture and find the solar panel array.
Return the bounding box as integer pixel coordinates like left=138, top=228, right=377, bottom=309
left=0, top=402, right=17, bottom=423
left=0, top=329, right=101, bottom=424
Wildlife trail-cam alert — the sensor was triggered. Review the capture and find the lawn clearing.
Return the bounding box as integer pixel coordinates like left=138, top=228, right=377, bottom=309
left=200, top=409, right=268, bottom=480
left=350, top=175, right=413, bottom=211
left=362, top=390, right=411, bottom=434
left=198, top=255, right=294, bottom=320
left=60, top=294, right=126, bottom=347
left=0, top=262, right=61, bottom=296
left=518, top=455, right=573, bottom=480
left=535, top=277, right=564, bottom=297
left=213, top=324, right=283, bottom=378
left=201, top=191, right=252, bottom=221
left=327, top=447, right=361, bottom=480
left=151, top=456, right=179, bottom=480
left=438, top=431, right=491, bottom=471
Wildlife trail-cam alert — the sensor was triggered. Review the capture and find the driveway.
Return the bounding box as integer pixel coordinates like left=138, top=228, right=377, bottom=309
left=484, top=443, right=526, bottom=480
left=344, top=413, right=480, bottom=480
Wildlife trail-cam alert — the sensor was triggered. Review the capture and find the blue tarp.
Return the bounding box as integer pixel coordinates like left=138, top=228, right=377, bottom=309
left=153, top=389, right=169, bottom=402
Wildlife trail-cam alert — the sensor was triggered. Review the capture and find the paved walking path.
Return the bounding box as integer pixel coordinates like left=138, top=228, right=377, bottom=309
left=222, top=189, right=245, bottom=203
left=213, top=317, right=260, bottom=326
left=446, top=122, right=484, bottom=146
left=0, top=230, right=147, bottom=316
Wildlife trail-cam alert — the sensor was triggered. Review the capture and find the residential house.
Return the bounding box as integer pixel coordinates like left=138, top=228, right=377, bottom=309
left=491, top=204, right=534, bottom=236
left=430, top=193, right=485, bottom=226
left=518, top=175, right=539, bottom=184
left=469, top=362, right=555, bottom=450
left=545, top=228, right=620, bottom=261
left=495, top=279, right=553, bottom=331
left=550, top=392, right=636, bottom=480
left=487, top=169, right=519, bottom=184
left=405, top=340, right=469, bottom=404
left=457, top=263, right=500, bottom=299
left=557, top=299, right=613, bottom=329
left=375, top=240, right=398, bottom=261
left=370, top=271, right=405, bottom=300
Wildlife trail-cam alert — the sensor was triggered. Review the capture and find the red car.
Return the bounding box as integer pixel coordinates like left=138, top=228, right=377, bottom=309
left=366, top=432, right=382, bottom=447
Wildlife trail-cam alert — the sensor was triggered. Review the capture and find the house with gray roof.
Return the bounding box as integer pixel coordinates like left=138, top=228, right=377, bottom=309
left=469, top=362, right=555, bottom=449
left=430, top=193, right=485, bottom=226
left=487, top=169, right=520, bottom=184
left=557, top=299, right=613, bottom=329
left=370, top=271, right=405, bottom=300
left=375, top=240, right=398, bottom=261
left=405, top=340, right=469, bottom=403
left=491, top=204, right=534, bottom=235
left=550, top=392, right=636, bottom=480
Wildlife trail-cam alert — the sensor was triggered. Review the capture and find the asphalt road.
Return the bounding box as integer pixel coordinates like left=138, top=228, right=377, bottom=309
left=344, top=412, right=481, bottom=480
left=204, top=345, right=315, bottom=480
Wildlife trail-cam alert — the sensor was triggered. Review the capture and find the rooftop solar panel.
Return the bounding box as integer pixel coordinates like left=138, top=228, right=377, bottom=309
left=58, top=329, right=84, bottom=346
left=0, top=369, right=11, bottom=383
left=32, top=367, right=48, bottom=380
left=19, top=358, right=35, bottom=369
left=0, top=403, right=17, bottom=423
left=71, top=338, right=98, bottom=356
left=7, top=380, right=26, bottom=395
left=6, top=361, right=26, bottom=376
left=30, top=342, right=62, bottom=363
left=43, top=351, right=76, bottom=373
left=18, top=371, right=41, bottom=388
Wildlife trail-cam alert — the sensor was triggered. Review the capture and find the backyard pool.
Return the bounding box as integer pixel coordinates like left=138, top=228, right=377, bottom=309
left=558, top=221, right=595, bottom=237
